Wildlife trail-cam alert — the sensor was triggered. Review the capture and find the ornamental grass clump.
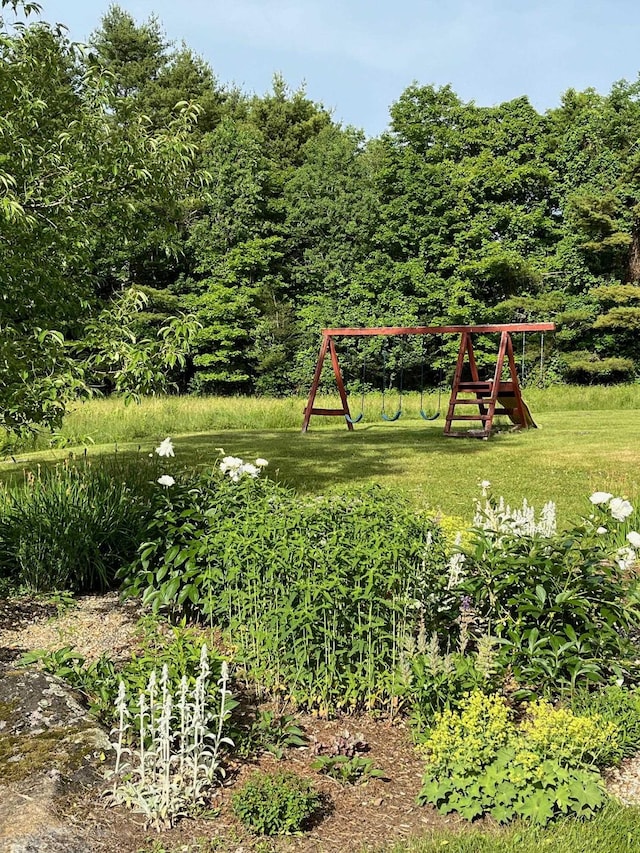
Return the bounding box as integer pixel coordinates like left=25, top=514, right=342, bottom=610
left=107, top=645, right=233, bottom=829
left=0, top=453, right=156, bottom=592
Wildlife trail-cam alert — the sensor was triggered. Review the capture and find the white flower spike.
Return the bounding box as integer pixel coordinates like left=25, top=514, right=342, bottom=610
left=157, top=475, right=175, bottom=487
left=627, top=531, right=640, bottom=549
left=155, top=437, right=175, bottom=458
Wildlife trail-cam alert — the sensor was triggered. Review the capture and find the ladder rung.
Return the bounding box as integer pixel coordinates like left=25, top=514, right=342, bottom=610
left=444, top=429, right=490, bottom=438
left=448, top=414, right=492, bottom=421
left=457, top=382, right=493, bottom=391
left=451, top=398, right=493, bottom=405
left=308, top=408, right=347, bottom=416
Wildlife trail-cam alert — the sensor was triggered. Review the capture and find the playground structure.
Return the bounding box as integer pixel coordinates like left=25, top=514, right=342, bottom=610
left=301, top=323, right=555, bottom=438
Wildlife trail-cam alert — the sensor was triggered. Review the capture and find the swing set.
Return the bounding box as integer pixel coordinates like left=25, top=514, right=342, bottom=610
left=301, top=323, right=555, bottom=438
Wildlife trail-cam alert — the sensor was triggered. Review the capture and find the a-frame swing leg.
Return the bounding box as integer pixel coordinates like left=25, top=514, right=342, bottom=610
left=444, top=331, right=531, bottom=437
left=301, top=335, right=354, bottom=432
left=445, top=332, right=492, bottom=437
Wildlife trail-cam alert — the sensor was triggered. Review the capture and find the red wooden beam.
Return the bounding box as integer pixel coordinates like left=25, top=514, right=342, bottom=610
left=322, top=323, right=555, bottom=336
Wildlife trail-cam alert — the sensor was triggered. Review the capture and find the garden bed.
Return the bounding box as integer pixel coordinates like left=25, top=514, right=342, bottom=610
left=0, top=594, right=465, bottom=852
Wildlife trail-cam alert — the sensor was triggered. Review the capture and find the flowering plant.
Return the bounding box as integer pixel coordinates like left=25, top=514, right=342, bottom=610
left=455, top=487, right=640, bottom=695
left=219, top=454, right=268, bottom=483
left=588, top=491, right=639, bottom=571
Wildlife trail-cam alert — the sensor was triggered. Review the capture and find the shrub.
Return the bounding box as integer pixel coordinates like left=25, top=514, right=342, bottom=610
left=453, top=494, right=640, bottom=696
left=120, top=469, right=449, bottom=713
left=0, top=453, right=156, bottom=592
left=232, top=771, right=322, bottom=835
left=418, top=691, right=610, bottom=825
left=571, top=685, right=640, bottom=764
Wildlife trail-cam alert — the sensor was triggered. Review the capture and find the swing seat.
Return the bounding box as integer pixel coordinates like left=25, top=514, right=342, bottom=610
left=420, top=409, right=440, bottom=421
left=344, top=412, right=364, bottom=424
left=381, top=410, right=402, bottom=422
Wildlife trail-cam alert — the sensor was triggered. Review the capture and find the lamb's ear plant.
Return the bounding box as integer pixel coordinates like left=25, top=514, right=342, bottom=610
left=106, top=645, right=234, bottom=830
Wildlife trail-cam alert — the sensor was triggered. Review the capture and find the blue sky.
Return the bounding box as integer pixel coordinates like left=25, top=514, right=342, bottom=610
left=37, top=0, right=640, bottom=137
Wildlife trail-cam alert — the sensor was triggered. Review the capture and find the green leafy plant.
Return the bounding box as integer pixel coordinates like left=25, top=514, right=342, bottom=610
left=402, top=629, right=503, bottom=728
left=417, top=691, right=610, bottom=825
left=236, top=709, right=307, bottom=759
left=309, top=728, right=384, bottom=784
left=20, top=619, right=233, bottom=729
left=0, top=453, right=157, bottom=592
left=231, top=771, right=322, bottom=835
left=310, top=754, right=385, bottom=785
left=119, top=467, right=450, bottom=714
left=571, top=684, right=640, bottom=764
left=454, top=492, right=640, bottom=696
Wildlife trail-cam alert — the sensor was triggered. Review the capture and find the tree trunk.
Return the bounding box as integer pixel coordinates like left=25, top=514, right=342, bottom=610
left=627, top=227, right=640, bottom=282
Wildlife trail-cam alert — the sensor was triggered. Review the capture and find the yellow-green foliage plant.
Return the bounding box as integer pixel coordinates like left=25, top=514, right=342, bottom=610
left=418, top=691, right=615, bottom=825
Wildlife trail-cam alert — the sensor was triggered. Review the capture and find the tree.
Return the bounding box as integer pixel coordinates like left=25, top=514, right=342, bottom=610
left=547, top=81, right=640, bottom=378
left=0, top=0, right=200, bottom=433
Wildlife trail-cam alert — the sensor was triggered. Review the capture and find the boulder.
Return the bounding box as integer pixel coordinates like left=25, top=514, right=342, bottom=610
left=0, top=667, right=110, bottom=853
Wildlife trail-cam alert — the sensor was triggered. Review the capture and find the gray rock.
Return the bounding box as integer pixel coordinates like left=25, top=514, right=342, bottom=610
left=0, top=668, right=111, bottom=853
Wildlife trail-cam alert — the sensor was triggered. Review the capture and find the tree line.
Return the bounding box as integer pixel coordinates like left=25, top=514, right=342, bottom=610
left=3, top=0, right=640, bottom=434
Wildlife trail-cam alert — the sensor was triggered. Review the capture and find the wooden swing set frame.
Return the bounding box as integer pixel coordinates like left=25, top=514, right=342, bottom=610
left=301, top=323, right=555, bottom=438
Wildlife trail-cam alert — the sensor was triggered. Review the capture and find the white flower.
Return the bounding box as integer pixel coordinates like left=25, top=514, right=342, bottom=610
left=610, top=497, right=634, bottom=522
left=590, top=492, right=613, bottom=505
left=219, top=453, right=265, bottom=481
left=628, top=531, right=640, bottom=549
left=219, top=455, right=243, bottom=474
left=478, top=480, right=491, bottom=497
left=256, top=458, right=269, bottom=468
left=155, top=437, right=175, bottom=458
left=157, top=475, right=175, bottom=487
left=596, top=526, right=608, bottom=535
left=616, top=546, right=636, bottom=571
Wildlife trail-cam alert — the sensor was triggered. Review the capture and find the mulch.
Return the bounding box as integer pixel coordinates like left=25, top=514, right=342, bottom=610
left=2, top=593, right=638, bottom=852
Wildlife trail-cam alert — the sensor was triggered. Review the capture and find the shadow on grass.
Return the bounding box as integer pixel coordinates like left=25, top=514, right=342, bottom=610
left=169, top=422, right=514, bottom=494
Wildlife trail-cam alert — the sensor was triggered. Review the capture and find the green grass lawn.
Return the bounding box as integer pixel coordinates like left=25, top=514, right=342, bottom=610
left=386, top=803, right=640, bottom=852
left=3, top=389, right=640, bottom=522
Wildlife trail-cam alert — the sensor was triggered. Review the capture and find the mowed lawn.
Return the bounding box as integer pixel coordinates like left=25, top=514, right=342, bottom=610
left=3, top=390, right=640, bottom=523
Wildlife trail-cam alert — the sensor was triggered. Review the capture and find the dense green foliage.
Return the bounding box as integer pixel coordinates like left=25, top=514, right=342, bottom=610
left=417, top=692, right=612, bottom=824
left=20, top=619, right=229, bottom=728
left=457, top=515, right=639, bottom=696
left=231, top=770, right=322, bottom=835
left=5, top=1, right=640, bottom=434
left=8, top=441, right=640, bottom=834
left=119, top=465, right=448, bottom=712
left=0, top=453, right=156, bottom=591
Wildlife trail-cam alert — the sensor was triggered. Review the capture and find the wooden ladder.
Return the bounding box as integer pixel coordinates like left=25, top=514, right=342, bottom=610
left=444, top=330, right=529, bottom=438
